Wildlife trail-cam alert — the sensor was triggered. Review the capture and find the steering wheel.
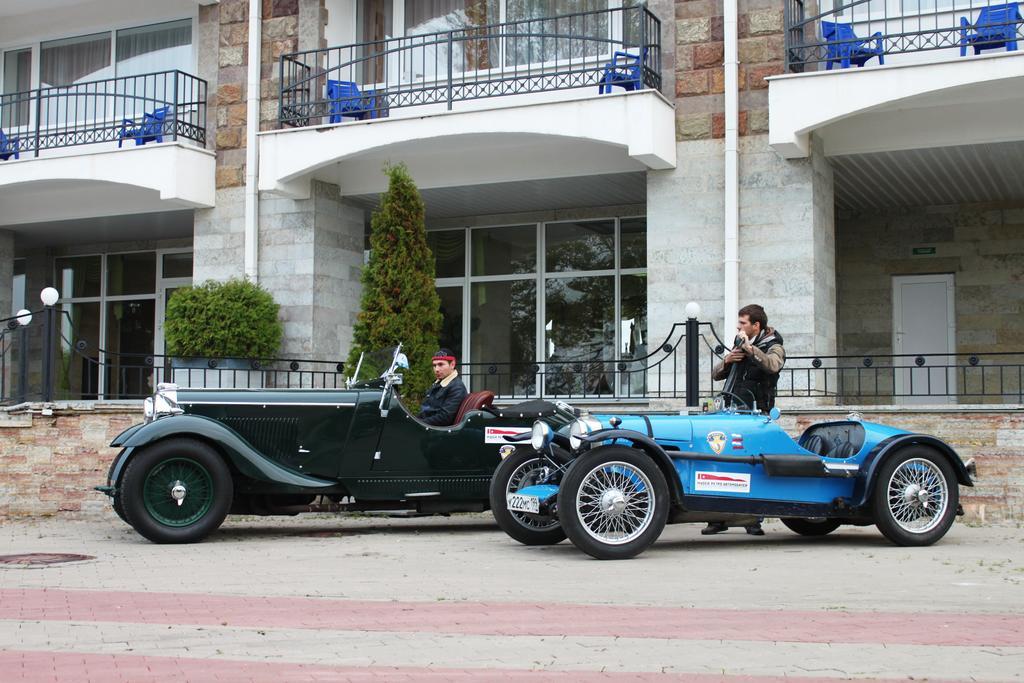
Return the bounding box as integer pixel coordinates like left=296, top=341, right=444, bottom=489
left=715, top=390, right=751, bottom=411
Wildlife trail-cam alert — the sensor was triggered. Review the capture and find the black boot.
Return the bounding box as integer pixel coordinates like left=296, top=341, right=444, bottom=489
left=745, top=522, right=765, bottom=536
left=701, top=522, right=729, bottom=535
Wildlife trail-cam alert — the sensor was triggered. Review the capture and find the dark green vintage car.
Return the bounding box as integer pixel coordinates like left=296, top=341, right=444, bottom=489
left=98, top=347, right=575, bottom=543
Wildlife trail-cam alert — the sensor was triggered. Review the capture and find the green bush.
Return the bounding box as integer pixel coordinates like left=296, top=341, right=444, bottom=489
left=348, top=164, right=441, bottom=402
left=165, top=278, right=283, bottom=358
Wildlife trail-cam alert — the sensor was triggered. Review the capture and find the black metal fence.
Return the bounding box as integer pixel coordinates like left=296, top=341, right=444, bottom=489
left=785, top=0, right=1023, bottom=72
left=0, top=309, right=345, bottom=405
left=279, top=5, right=661, bottom=127
left=2, top=307, right=1020, bottom=405
left=0, top=70, right=206, bottom=157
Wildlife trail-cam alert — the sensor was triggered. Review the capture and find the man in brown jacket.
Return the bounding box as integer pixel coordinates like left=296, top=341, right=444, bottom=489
left=712, top=304, right=786, bottom=411
left=703, top=304, right=785, bottom=537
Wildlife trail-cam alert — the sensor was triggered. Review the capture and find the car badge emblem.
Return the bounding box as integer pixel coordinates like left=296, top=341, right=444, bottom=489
left=707, top=431, right=727, bottom=455
left=498, top=444, right=517, bottom=459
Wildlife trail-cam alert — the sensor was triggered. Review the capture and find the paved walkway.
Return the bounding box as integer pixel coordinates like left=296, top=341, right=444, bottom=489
left=1, top=514, right=1022, bottom=681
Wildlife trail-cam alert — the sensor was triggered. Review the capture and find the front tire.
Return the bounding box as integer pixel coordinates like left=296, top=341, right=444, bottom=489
left=872, top=446, right=958, bottom=547
left=121, top=438, right=233, bottom=544
left=489, top=448, right=566, bottom=546
left=781, top=518, right=842, bottom=536
left=558, top=447, right=669, bottom=560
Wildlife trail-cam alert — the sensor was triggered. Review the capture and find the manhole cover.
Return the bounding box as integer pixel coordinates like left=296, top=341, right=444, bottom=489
left=0, top=553, right=94, bottom=566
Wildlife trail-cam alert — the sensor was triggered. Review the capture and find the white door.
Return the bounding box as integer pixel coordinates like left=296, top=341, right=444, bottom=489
left=892, top=274, right=956, bottom=404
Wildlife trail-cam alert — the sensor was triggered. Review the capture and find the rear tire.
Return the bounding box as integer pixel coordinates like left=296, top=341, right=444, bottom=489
left=558, top=446, right=669, bottom=560
left=121, top=438, right=233, bottom=544
left=489, top=448, right=566, bottom=546
left=872, top=446, right=958, bottom=547
left=781, top=518, right=842, bottom=536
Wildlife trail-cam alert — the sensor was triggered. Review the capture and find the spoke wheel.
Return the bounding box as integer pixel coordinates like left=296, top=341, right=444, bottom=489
left=872, top=446, right=958, bottom=547
left=143, top=458, right=214, bottom=527
left=489, top=448, right=566, bottom=546
left=121, top=438, right=233, bottom=544
left=559, top=447, right=669, bottom=560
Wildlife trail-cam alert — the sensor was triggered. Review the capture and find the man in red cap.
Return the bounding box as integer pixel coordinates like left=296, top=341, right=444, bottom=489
left=418, top=348, right=468, bottom=426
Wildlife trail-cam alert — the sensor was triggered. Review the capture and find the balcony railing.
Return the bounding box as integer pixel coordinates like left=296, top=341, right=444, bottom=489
left=279, top=5, right=661, bottom=127
left=0, top=70, right=206, bottom=157
left=785, top=0, right=1024, bottom=72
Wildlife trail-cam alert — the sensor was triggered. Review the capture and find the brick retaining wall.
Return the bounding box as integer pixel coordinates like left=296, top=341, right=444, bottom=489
left=1, top=404, right=1021, bottom=522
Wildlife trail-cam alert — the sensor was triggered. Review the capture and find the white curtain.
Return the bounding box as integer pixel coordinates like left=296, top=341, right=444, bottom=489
left=116, top=19, right=192, bottom=77
left=40, top=33, right=112, bottom=88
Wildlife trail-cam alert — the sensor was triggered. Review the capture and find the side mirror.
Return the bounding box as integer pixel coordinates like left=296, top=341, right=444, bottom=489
left=395, top=352, right=409, bottom=370
left=769, top=406, right=781, bottom=421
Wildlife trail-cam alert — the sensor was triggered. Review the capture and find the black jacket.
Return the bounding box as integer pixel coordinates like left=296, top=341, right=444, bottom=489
left=418, top=373, right=468, bottom=426
left=732, top=330, right=785, bottom=410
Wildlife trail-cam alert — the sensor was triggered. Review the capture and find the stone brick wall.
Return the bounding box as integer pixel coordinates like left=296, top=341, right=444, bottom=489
left=2, top=404, right=1020, bottom=523
left=837, top=203, right=1024, bottom=357
left=0, top=406, right=137, bottom=518
left=673, top=0, right=784, bottom=141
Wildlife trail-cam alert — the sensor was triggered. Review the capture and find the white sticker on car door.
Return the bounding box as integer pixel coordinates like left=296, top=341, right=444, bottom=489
left=484, top=426, right=530, bottom=444
left=694, top=471, right=751, bottom=493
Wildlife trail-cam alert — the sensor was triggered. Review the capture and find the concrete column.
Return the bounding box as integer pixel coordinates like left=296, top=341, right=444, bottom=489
left=645, top=135, right=837, bottom=407
left=193, top=187, right=247, bottom=283
left=737, top=134, right=836, bottom=358
left=258, top=181, right=363, bottom=359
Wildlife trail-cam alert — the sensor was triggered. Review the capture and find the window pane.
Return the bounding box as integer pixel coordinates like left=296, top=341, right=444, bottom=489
left=471, top=225, right=536, bottom=275
left=116, top=20, right=192, bottom=77
left=427, top=230, right=465, bottom=278
left=107, top=252, right=156, bottom=296
left=620, top=217, right=646, bottom=268
left=438, top=286, right=463, bottom=361
left=619, top=273, right=647, bottom=396
left=405, top=0, right=500, bottom=74
left=57, top=302, right=101, bottom=399
left=56, top=255, right=102, bottom=298
left=162, top=252, right=193, bottom=279
left=40, top=32, right=112, bottom=88
left=2, top=48, right=32, bottom=128
left=106, top=299, right=156, bottom=398
left=505, top=0, right=610, bottom=66
left=470, top=280, right=536, bottom=395
left=11, top=259, right=26, bottom=316
left=545, top=220, right=614, bottom=272
left=544, top=275, right=614, bottom=396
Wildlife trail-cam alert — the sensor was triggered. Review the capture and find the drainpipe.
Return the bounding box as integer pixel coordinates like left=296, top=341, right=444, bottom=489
left=244, top=0, right=261, bottom=281
left=723, top=0, right=739, bottom=332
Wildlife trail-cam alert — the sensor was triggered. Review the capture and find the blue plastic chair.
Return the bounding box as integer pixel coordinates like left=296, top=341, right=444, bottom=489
left=822, top=20, right=884, bottom=69
left=118, top=106, right=171, bottom=147
left=327, top=80, right=367, bottom=122
left=0, top=129, right=19, bottom=160
left=598, top=49, right=646, bottom=93
left=960, top=3, right=1021, bottom=56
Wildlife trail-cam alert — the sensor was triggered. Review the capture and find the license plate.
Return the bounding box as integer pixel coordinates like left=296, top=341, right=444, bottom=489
left=506, top=493, right=540, bottom=514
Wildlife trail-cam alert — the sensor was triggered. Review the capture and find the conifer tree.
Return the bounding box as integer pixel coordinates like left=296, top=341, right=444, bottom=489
left=347, top=164, right=441, bottom=402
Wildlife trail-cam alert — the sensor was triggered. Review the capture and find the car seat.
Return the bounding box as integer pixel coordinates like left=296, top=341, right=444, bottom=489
left=454, top=390, right=496, bottom=425
left=802, top=433, right=832, bottom=456
left=827, top=440, right=857, bottom=459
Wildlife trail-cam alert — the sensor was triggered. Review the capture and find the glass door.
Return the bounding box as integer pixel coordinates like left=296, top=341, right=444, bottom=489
left=155, top=249, right=193, bottom=360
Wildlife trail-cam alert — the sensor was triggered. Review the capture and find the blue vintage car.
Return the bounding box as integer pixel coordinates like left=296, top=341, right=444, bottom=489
left=490, top=402, right=975, bottom=560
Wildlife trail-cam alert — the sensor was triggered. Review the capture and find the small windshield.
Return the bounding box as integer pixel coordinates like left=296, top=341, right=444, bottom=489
left=350, top=345, right=408, bottom=384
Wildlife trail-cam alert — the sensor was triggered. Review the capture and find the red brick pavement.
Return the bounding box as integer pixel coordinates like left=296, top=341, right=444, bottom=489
left=2, top=588, right=1021, bottom=647
left=0, top=650, right=944, bottom=683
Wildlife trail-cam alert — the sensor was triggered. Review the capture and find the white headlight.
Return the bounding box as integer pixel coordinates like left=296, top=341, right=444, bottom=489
left=143, top=396, right=155, bottom=422
left=569, top=416, right=603, bottom=450
left=530, top=420, right=552, bottom=451
left=150, top=383, right=183, bottom=419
